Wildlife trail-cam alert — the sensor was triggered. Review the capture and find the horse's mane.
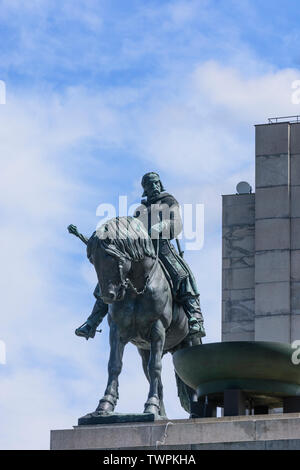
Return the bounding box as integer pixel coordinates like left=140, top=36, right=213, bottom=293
left=95, top=216, right=156, bottom=261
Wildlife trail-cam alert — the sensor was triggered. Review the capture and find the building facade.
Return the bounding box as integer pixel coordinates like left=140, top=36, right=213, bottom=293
left=222, top=121, right=300, bottom=343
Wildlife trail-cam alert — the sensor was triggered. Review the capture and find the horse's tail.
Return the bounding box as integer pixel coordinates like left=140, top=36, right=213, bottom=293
left=174, top=335, right=202, bottom=415
left=174, top=371, right=193, bottom=414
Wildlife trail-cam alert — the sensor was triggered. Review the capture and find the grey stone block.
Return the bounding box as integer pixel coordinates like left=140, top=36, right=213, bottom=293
left=292, top=282, right=300, bottom=314
left=255, top=186, right=289, bottom=219
left=291, top=154, right=300, bottom=186
left=256, top=416, right=300, bottom=441
left=291, top=315, right=300, bottom=342
left=291, top=123, right=300, bottom=155
left=222, top=194, right=255, bottom=207
left=291, top=250, right=300, bottom=281
left=50, top=423, right=152, bottom=450
left=192, top=440, right=300, bottom=450
left=266, top=439, right=300, bottom=450
left=256, top=154, right=288, bottom=188
left=223, top=225, right=255, bottom=258
left=192, top=442, right=226, bottom=450
left=153, top=419, right=256, bottom=445
left=255, top=219, right=290, bottom=251
left=222, top=331, right=255, bottom=342
left=255, top=250, right=290, bottom=283
left=223, top=199, right=255, bottom=226
left=254, top=315, right=291, bottom=343
left=223, top=267, right=254, bottom=290
left=291, top=218, right=300, bottom=249
left=223, top=257, right=254, bottom=269
left=292, top=186, right=300, bottom=217
left=222, top=300, right=255, bottom=322
left=224, top=441, right=266, bottom=450
left=222, top=320, right=255, bottom=334
left=255, top=282, right=290, bottom=316
left=222, top=288, right=255, bottom=302
left=255, top=123, right=289, bottom=156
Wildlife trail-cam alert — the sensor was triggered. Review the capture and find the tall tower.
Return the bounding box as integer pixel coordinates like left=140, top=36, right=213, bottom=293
left=222, top=119, right=300, bottom=343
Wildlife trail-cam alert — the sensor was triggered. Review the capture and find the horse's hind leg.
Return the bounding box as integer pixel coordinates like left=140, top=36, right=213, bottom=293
left=144, top=320, right=166, bottom=418
left=96, top=321, right=125, bottom=414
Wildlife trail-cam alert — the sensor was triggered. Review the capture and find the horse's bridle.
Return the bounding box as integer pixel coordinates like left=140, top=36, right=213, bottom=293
left=118, top=242, right=159, bottom=296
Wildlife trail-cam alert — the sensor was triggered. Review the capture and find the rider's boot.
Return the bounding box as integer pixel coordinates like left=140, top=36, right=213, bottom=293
left=75, top=299, right=108, bottom=340
left=182, top=296, right=206, bottom=337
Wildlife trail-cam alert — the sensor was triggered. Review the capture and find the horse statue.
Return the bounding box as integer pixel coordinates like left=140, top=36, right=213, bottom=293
left=75, top=216, right=202, bottom=422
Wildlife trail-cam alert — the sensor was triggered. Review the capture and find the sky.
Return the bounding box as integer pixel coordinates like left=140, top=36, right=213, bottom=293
left=1, top=0, right=300, bottom=450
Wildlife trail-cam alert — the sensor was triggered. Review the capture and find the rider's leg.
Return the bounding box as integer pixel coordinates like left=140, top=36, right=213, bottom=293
left=177, top=278, right=206, bottom=336
left=182, top=295, right=206, bottom=336
left=75, top=298, right=108, bottom=340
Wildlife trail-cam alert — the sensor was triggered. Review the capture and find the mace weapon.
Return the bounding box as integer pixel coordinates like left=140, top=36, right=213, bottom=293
left=175, top=238, right=184, bottom=258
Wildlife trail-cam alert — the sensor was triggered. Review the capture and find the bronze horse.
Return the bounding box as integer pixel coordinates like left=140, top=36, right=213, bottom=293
left=80, top=216, right=201, bottom=421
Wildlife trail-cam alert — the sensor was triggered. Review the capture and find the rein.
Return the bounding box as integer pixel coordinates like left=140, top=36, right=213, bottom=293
left=118, top=241, right=159, bottom=296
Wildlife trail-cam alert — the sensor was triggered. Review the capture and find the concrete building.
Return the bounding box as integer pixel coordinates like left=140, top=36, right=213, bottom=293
left=222, top=120, right=300, bottom=343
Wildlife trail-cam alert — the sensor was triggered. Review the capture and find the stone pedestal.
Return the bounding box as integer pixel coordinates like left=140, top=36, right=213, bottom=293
left=51, top=413, right=300, bottom=450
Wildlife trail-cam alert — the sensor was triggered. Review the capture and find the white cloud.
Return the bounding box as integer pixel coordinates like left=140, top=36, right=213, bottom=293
left=131, top=61, right=300, bottom=185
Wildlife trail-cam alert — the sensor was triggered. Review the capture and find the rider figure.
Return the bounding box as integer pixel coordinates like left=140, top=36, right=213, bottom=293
left=73, top=172, right=206, bottom=340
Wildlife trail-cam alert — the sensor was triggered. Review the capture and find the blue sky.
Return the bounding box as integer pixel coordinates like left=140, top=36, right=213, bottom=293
left=1, top=0, right=300, bottom=449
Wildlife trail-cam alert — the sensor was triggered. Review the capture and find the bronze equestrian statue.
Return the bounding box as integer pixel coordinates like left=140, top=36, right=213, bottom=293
left=72, top=172, right=205, bottom=340
left=68, top=173, right=206, bottom=420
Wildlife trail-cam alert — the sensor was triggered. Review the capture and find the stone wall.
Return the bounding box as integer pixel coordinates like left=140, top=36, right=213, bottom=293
left=222, top=121, right=300, bottom=343
left=222, top=194, right=255, bottom=341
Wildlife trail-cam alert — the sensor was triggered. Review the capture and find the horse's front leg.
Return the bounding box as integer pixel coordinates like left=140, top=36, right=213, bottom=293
left=96, top=320, right=125, bottom=414
left=144, top=319, right=165, bottom=417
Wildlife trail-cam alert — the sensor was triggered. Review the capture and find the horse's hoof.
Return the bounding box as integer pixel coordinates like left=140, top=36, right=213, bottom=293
left=144, top=397, right=160, bottom=417
left=96, top=395, right=117, bottom=414
left=96, top=404, right=114, bottom=413
left=144, top=406, right=158, bottom=415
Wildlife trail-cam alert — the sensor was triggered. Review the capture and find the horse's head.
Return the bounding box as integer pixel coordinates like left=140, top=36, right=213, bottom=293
left=90, top=216, right=155, bottom=303
left=95, top=249, right=131, bottom=303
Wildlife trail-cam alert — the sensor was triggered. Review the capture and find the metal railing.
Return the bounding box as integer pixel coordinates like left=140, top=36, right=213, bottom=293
left=268, top=115, right=300, bottom=124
